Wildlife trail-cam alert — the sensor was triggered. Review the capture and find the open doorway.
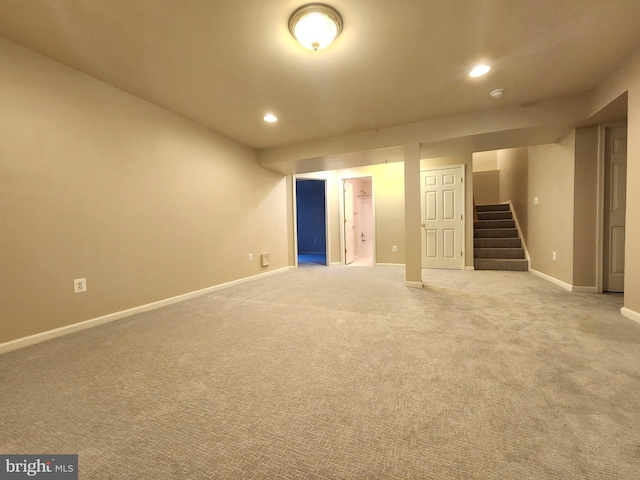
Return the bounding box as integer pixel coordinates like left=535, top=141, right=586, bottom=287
left=343, top=177, right=374, bottom=266
left=296, top=179, right=328, bottom=266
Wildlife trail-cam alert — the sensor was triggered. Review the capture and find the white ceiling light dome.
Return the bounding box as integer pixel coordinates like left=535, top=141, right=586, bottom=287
left=469, top=64, right=491, bottom=77
left=289, top=3, right=343, bottom=51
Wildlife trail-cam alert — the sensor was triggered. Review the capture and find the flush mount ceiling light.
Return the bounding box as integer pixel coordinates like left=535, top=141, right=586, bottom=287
left=289, top=3, right=343, bottom=51
left=263, top=113, right=278, bottom=123
left=469, top=64, right=491, bottom=77
left=490, top=88, right=505, bottom=99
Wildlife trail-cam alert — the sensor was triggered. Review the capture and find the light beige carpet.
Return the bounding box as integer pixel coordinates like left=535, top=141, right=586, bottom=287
left=1, top=266, right=639, bottom=479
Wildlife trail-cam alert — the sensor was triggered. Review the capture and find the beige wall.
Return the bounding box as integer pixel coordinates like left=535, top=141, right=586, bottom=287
left=572, top=127, right=599, bottom=289
left=498, top=147, right=529, bottom=240
left=295, top=162, right=406, bottom=265
left=0, top=39, right=288, bottom=344
left=526, top=132, right=576, bottom=284
left=626, top=88, right=640, bottom=313
left=369, top=166, right=405, bottom=264
left=286, top=176, right=297, bottom=266
left=473, top=171, right=500, bottom=205
left=473, top=151, right=498, bottom=172
left=421, top=154, right=474, bottom=269
left=591, top=47, right=640, bottom=314
left=473, top=151, right=500, bottom=205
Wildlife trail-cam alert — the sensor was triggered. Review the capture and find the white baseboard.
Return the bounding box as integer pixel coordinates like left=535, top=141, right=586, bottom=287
left=0, top=266, right=293, bottom=356
left=376, top=263, right=405, bottom=266
left=405, top=281, right=424, bottom=288
left=621, top=307, right=640, bottom=325
left=464, top=266, right=475, bottom=271
left=529, top=268, right=573, bottom=292
left=572, top=286, right=598, bottom=293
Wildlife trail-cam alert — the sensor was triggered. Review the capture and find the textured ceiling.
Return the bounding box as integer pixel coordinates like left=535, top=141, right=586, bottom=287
left=1, top=0, right=640, bottom=150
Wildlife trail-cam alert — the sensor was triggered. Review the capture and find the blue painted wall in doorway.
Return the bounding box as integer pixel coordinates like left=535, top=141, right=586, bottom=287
left=296, top=180, right=326, bottom=254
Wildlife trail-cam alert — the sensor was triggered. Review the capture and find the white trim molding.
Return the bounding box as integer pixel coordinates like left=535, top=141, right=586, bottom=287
left=621, top=307, right=640, bottom=325
left=526, top=268, right=599, bottom=294
left=529, top=268, right=573, bottom=292
left=0, top=267, right=293, bottom=356
left=572, top=286, right=598, bottom=294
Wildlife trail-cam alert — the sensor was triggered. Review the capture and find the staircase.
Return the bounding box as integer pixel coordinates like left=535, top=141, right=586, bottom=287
left=474, top=204, right=528, bottom=271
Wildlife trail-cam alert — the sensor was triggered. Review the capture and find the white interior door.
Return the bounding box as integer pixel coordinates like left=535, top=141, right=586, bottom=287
left=604, top=126, right=627, bottom=292
left=344, top=181, right=355, bottom=264
left=421, top=166, right=464, bottom=269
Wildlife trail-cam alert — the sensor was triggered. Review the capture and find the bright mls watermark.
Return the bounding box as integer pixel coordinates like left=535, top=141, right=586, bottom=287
left=0, top=455, right=77, bottom=479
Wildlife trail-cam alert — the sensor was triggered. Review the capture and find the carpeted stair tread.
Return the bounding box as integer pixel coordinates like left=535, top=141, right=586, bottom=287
left=475, top=237, right=522, bottom=248
left=475, top=219, right=516, bottom=229
left=477, top=211, right=513, bottom=220
left=474, top=248, right=525, bottom=259
left=474, top=258, right=528, bottom=271
left=474, top=228, right=519, bottom=238
left=476, top=203, right=509, bottom=212
left=474, top=204, right=528, bottom=271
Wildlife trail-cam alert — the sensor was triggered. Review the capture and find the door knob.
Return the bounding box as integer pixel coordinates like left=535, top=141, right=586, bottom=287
left=421, top=223, right=426, bottom=227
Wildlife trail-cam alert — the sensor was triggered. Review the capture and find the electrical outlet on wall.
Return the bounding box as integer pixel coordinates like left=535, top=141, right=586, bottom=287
left=552, top=251, right=557, bottom=260
left=74, top=278, right=87, bottom=293
left=248, top=253, right=253, bottom=261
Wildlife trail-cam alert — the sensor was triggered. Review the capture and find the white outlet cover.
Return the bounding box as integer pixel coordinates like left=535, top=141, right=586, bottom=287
left=74, top=278, right=87, bottom=293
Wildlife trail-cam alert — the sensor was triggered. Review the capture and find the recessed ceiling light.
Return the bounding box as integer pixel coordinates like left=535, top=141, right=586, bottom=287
left=263, top=113, right=278, bottom=123
left=490, top=89, right=505, bottom=99
left=289, top=4, right=343, bottom=51
left=469, top=64, right=491, bottom=77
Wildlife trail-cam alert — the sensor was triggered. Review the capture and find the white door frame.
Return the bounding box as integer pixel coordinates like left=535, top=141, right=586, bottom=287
left=596, top=123, right=627, bottom=293
left=344, top=180, right=355, bottom=264
left=420, top=164, right=466, bottom=270
left=292, top=175, right=330, bottom=267
left=339, top=176, right=376, bottom=265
